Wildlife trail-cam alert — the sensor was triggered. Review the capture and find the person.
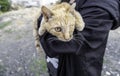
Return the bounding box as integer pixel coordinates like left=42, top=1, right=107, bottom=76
left=37, top=0, right=120, bottom=76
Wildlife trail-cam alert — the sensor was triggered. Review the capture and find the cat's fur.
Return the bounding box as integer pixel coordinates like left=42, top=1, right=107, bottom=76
left=33, top=2, right=85, bottom=53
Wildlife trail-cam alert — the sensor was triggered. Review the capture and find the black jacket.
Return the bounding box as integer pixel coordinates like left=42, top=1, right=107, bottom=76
left=38, top=0, right=120, bottom=76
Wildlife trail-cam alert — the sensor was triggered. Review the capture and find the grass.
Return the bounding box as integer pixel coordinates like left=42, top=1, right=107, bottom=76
left=0, top=21, right=11, bottom=29
left=15, top=35, right=23, bottom=40
left=0, top=64, right=6, bottom=76
left=0, top=11, right=3, bottom=15
left=4, top=29, right=12, bottom=33
left=29, top=58, right=47, bottom=76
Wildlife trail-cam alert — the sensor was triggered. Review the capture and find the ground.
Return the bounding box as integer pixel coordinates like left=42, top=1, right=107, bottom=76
left=0, top=8, right=120, bottom=76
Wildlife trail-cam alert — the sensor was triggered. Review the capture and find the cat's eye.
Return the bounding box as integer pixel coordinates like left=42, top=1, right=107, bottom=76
left=55, top=27, right=62, bottom=32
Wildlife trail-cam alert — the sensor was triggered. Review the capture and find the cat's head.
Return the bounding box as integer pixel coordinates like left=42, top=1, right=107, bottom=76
left=43, top=14, right=76, bottom=41
left=40, top=2, right=83, bottom=41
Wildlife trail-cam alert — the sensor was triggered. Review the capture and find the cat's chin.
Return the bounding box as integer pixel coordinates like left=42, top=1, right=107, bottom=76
left=58, top=38, right=73, bottom=42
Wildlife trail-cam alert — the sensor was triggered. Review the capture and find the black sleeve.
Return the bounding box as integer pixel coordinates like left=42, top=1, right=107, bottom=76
left=40, top=5, right=113, bottom=57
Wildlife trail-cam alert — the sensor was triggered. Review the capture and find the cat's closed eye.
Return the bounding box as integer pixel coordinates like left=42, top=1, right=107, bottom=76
left=55, top=27, right=62, bottom=32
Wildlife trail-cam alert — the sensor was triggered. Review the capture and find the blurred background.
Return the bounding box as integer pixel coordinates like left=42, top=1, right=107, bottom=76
left=0, top=0, right=120, bottom=76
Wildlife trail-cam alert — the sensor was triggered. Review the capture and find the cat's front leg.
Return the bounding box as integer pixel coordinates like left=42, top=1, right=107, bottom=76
left=75, top=17, right=85, bottom=31
left=71, top=9, right=85, bottom=31
left=38, top=24, right=46, bottom=36
left=75, top=12, right=85, bottom=31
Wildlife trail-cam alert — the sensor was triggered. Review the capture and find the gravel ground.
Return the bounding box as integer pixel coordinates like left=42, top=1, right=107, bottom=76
left=0, top=8, right=120, bottom=76
left=102, top=28, right=120, bottom=76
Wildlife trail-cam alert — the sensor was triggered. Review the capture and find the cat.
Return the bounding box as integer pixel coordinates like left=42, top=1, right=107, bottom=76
left=33, top=2, right=85, bottom=53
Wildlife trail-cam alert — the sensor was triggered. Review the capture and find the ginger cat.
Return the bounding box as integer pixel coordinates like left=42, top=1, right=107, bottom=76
left=33, top=2, right=85, bottom=53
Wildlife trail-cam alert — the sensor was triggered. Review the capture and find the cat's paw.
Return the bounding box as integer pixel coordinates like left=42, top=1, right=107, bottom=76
left=38, top=30, right=44, bottom=36
left=76, top=22, right=85, bottom=31
left=38, top=28, right=46, bottom=36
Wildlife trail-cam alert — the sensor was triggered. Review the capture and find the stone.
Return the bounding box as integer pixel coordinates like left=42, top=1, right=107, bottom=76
left=106, top=71, right=111, bottom=76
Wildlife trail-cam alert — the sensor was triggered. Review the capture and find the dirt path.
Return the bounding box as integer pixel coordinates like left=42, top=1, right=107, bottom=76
left=0, top=8, right=48, bottom=76
left=0, top=8, right=120, bottom=76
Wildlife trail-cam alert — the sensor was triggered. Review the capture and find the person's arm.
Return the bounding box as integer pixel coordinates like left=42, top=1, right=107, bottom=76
left=40, top=30, right=85, bottom=56
left=39, top=4, right=113, bottom=57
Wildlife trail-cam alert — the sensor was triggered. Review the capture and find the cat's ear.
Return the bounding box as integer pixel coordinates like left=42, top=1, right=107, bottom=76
left=41, top=6, right=53, bottom=22
left=70, top=3, right=76, bottom=9
left=69, top=3, right=76, bottom=13
left=61, top=2, right=74, bottom=12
